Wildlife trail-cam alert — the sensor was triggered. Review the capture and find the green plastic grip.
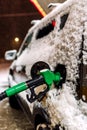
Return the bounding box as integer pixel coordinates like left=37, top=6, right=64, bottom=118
left=6, top=82, right=27, bottom=97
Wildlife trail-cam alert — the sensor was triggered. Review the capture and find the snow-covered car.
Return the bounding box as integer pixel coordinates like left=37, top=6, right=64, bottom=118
left=5, top=0, right=87, bottom=130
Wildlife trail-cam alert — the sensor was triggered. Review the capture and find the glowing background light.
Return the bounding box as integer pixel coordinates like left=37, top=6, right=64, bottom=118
left=14, top=37, right=20, bottom=43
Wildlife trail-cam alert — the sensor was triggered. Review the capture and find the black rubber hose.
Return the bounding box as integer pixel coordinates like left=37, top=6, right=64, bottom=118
left=0, top=91, right=7, bottom=101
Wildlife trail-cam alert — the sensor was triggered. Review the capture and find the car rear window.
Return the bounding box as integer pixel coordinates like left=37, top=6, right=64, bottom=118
left=36, top=20, right=55, bottom=39
left=59, top=13, right=69, bottom=30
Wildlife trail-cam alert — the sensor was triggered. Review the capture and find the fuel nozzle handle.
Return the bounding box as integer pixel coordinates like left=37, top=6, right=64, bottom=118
left=0, top=69, right=61, bottom=102
left=40, top=69, right=61, bottom=89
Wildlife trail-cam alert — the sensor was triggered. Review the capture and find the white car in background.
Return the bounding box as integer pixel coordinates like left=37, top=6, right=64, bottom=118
left=5, top=0, right=87, bottom=130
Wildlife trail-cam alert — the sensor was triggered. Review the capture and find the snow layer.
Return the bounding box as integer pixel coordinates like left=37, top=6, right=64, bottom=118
left=44, top=0, right=87, bottom=129
left=11, top=0, right=87, bottom=129
left=46, top=84, right=87, bottom=129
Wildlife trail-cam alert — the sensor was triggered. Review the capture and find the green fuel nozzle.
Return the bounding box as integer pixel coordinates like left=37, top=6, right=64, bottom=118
left=0, top=69, right=61, bottom=102
left=40, top=69, right=61, bottom=89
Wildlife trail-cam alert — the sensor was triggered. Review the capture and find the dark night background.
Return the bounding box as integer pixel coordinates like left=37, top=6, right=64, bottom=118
left=0, top=0, right=41, bottom=58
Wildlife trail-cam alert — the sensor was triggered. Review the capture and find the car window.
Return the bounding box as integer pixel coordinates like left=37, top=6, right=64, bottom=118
left=19, top=33, right=33, bottom=55
left=59, top=13, right=69, bottom=30
left=25, top=33, right=33, bottom=45
left=36, top=20, right=56, bottom=39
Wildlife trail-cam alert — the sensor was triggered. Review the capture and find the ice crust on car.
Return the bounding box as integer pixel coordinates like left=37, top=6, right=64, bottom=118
left=12, top=0, right=87, bottom=129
